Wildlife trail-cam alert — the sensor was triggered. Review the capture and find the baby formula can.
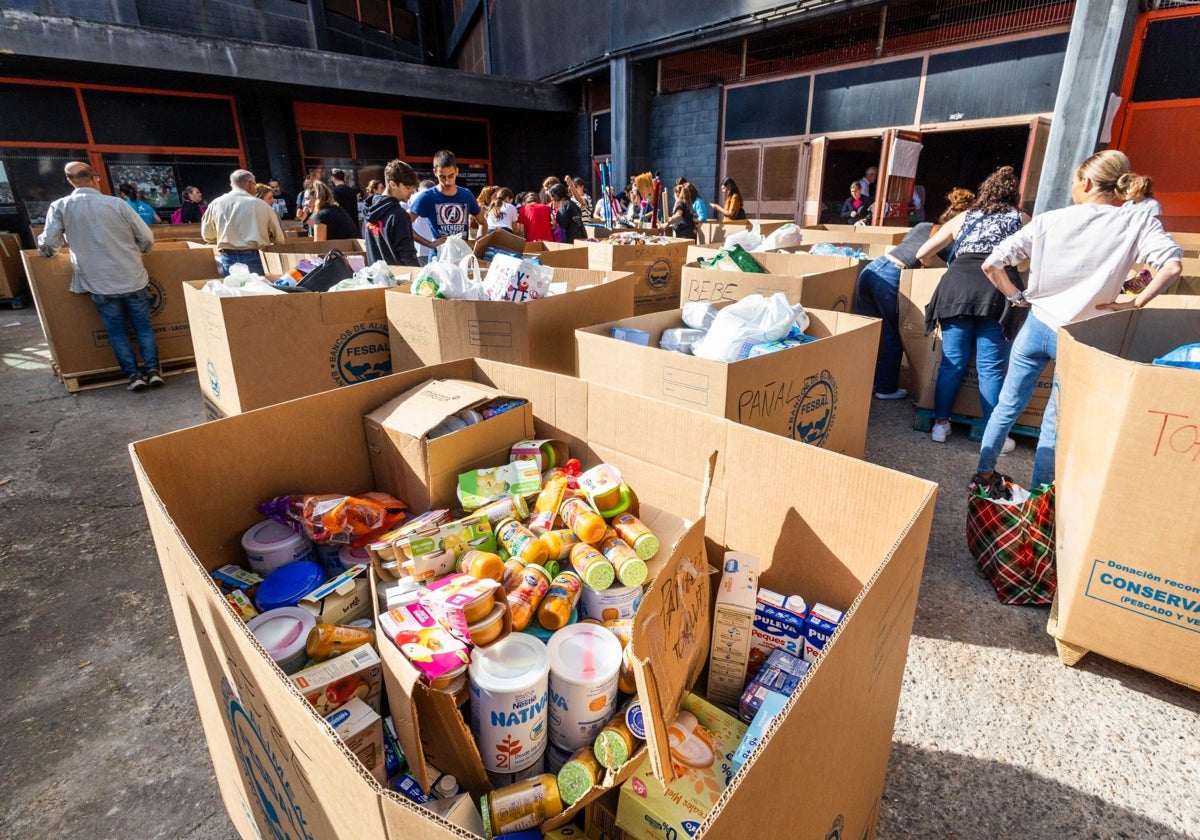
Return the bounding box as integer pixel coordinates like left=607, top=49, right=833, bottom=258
left=546, top=623, right=623, bottom=752
left=578, top=583, right=644, bottom=622
left=469, top=633, right=550, bottom=777
left=242, top=519, right=314, bottom=574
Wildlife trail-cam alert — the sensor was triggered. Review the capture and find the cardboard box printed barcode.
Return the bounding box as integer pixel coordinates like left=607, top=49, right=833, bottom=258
left=131, top=357, right=936, bottom=840
left=681, top=246, right=860, bottom=313
left=1050, top=301, right=1200, bottom=689
left=576, top=307, right=879, bottom=458
left=21, top=247, right=219, bottom=382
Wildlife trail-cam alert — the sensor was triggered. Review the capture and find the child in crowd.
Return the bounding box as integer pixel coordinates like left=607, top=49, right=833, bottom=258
left=517, top=191, right=553, bottom=242
left=363, top=159, right=436, bottom=268
left=408, top=149, right=488, bottom=255
left=487, top=187, right=519, bottom=232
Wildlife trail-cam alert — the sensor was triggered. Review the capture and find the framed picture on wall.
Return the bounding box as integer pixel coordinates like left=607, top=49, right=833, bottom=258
left=108, top=163, right=179, bottom=208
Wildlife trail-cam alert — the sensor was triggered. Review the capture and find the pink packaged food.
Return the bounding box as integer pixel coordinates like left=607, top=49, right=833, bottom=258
left=378, top=601, right=470, bottom=684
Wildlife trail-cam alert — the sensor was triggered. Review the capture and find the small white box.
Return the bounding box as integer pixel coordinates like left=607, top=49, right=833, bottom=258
left=325, top=697, right=386, bottom=783
left=706, top=551, right=760, bottom=706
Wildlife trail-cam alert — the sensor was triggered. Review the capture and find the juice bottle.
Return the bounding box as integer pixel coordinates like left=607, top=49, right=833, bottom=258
left=568, top=542, right=616, bottom=592
left=496, top=516, right=550, bottom=566
left=507, top=563, right=552, bottom=631
left=538, top=529, right=580, bottom=562
left=529, top=469, right=569, bottom=533
left=598, top=534, right=649, bottom=588
left=305, top=623, right=376, bottom=660
left=536, top=570, right=583, bottom=630
left=559, top=496, right=606, bottom=545
left=457, top=549, right=505, bottom=582
left=612, top=513, right=660, bottom=560
left=479, top=773, right=563, bottom=837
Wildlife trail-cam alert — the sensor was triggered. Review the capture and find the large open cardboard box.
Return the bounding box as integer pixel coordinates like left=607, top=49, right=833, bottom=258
left=131, top=357, right=936, bottom=840
left=33, top=222, right=208, bottom=243
left=21, top=247, right=218, bottom=382
left=695, top=219, right=791, bottom=246
left=581, top=238, right=693, bottom=315
left=386, top=269, right=635, bottom=375
left=1165, top=230, right=1200, bottom=259
left=0, top=233, right=27, bottom=300
left=260, top=239, right=366, bottom=275
left=184, top=279, right=412, bottom=419
left=899, top=268, right=1053, bottom=427
left=803, top=224, right=910, bottom=249
left=681, top=248, right=860, bottom=312
left=1049, top=305, right=1200, bottom=688
left=577, top=308, right=878, bottom=457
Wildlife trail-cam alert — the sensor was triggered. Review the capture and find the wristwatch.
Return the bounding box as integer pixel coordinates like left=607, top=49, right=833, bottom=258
left=1007, top=290, right=1026, bottom=305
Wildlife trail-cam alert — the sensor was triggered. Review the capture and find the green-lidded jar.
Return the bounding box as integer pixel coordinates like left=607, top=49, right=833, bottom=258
left=569, top=542, right=616, bottom=592
left=599, top=534, right=648, bottom=588
left=593, top=715, right=638, bottom=771
left=557, top=746, right=602, bottom=805
left=612, top=513, right=660, bottom=561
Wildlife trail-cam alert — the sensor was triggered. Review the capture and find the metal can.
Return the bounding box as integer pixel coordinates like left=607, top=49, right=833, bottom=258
left=479, top=773, right=564, bottom=837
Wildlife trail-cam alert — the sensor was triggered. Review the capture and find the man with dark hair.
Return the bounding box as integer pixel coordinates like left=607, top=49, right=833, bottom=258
left=408, top=150, right=487, bottom=254
left=363, top=159, right=434, bottom=268
left=37, top=161, right=162, bottom=392
left=330, top=169, right=359, bottom=226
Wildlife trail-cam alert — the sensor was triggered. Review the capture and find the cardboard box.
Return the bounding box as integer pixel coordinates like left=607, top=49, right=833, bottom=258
left=576, top=308, right=879, bottom=458
left=899, top=268, right=1054, bottom=427
left=385, top=269, right=635, bottom=376
left=695, top=219, right=791, bottom=247
left=0, top=233, right=27, bottom=299
left=1049, top=307, right=1200, bottom=688
left=22, top=247, right=217, bottom=380
left=325, top=696, right=387, bottom=784
left=1165, top=230, right=1200, bottom=259
left=130, top=356, right=937, bottom=840
left=802, top=224, right=910, bottom=251
left=1163, top=258, right=1200, bottom=295
left=680, top=249, right=860, bottom=312
left=582, top=239, right=693, bottom=315
left=260, top=239, right=366, bottom=275
left=707, top=552, right=760, bottom=707
left=184, top=280, right=407, bottom=419
left=33, top=222, right=208, bottom=243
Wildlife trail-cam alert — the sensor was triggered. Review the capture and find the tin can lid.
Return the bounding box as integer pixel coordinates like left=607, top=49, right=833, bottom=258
left=242, top=518, right=306, bottom=551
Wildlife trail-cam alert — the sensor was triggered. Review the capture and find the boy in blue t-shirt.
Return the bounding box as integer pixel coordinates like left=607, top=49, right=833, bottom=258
left=408, top=150, right=487, bottom=251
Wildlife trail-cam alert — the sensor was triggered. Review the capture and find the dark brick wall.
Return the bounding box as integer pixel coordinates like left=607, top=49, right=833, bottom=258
left=649, top=86, right=721, bottom=204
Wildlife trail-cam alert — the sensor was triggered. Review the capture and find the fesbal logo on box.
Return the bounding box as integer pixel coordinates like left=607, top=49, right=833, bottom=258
left=791, top=369, right=837, bottom=446
left=147, top=276, right=167, bottom=316
left=329, top=323, right=391, bottom=386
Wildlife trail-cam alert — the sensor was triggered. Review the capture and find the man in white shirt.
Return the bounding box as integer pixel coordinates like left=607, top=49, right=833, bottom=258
left=202, top=169, right=284, bottom=276
left=857, top=166, right=878, bottom=198
left=37, top=161, right=161, bottom=392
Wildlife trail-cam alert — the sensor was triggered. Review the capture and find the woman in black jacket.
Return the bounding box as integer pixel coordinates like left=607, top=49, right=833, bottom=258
left=549, top=183, right=584, bottom=242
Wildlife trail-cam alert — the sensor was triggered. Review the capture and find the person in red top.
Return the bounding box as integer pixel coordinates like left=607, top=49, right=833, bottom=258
left=516, top=191, right=553, bottom=242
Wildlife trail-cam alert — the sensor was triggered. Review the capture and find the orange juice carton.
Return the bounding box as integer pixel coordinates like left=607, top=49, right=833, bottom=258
left=325, top=696, right=386, bottom=783
left=419, top=572, right=512, bottom=647
left=747, top=587, right=808, bottom=679
left=802, top=602, right=845, bottom=664
left=616, top=693, right=748, bottom=840
left=290, top=643, right=383, bottom=715
left=706, top=551, right=760, bottom=707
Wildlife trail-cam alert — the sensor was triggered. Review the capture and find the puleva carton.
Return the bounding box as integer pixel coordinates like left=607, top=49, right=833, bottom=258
left=385, top=268, right=635, bottom=375
left=680, top=248, right=859, bottom=312
left=184, top=280, right=407, bottom=419
left=576, top=307, right=878, bottom=457
left=1050, top=306, right=1200, bottom=688
left=22, top=247, right=217, bottom=379
left=130, top=357, right=937, bottom=840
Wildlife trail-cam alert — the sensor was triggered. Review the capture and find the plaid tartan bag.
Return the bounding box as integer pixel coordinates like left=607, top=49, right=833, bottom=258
left=966, top=479, right=1056, bottom=605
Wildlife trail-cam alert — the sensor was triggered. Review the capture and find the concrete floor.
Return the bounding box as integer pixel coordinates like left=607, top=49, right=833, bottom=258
left=0, top=303, right=1197, bottom=839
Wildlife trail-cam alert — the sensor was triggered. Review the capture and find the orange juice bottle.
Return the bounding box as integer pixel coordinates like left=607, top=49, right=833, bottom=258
left=559, top=496, right=606, bottom=545
left=536, top=570, right=583, bottom=630
left=569, top=542, right=616, bottom=592
left=496, top=517, right=550, bottom=566
left=457, top=549, right=505, bottom=582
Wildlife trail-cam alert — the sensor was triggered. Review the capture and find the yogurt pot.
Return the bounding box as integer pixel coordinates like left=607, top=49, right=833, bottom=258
left=241, top=519, right=314, bottom=575
left=578, top=583, right=644, bottom=622
left=247, top=607, right=316, bottom=674
left=546, top=623, right=623, bottom=751
left=470, top=633, right=550, bottom=776
left=255, top=561, right=326, bottom=613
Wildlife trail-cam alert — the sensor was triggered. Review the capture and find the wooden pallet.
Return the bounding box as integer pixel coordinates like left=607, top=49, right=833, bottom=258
left=58, top=357, right=196, bottom=394
left=912, top=407, right=1040, bottom=442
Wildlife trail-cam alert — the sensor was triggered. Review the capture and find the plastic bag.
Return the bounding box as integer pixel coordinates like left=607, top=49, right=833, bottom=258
left=692, top=293, right=796, bottom=362
left=481, top=253, right=554, bottom=302
left=435, top=233, right=475, bottom=266
left=259, top=491, right=409, bottom=548
left=682, top=301, right=719, bottom=330
left=660, top=327, right=707, bottom=355
left=412, top=260, right=487, bottom=300
left=1152, top=343, right=1200, bottom=369
left=201, top=269, right=285, bottom=297
left=809, top=242, right=869, bottom=260
left=724, top=224, right=762, bottom=252
left=755, top=223, right=803, bottom=252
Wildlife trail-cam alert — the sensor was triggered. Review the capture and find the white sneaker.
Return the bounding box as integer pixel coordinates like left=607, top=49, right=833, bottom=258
left=931, top=420, right=951, bottom=443
left=874, top=388, right=908, bottom=400
left=1000, top=436, right=1016, bottom=455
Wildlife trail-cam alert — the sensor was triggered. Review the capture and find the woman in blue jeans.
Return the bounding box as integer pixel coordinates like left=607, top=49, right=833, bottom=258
left=915, top=167, right=1028, bottom=443
left=970, top=150, right=1183, bottom=498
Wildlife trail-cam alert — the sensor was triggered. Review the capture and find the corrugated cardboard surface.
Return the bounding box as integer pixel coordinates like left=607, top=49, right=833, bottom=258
left=260, top=239, right=366, bottom=275
left=184, top=279, right=410, bottom=417
left=695, top=219, right=790, bottom=246
left=385, top=269, right=635, bottom=375
left=680, top=251, right=859, bottom=312
left=802, top=224, right=910, bottom=247
left=131, top=357, right=936, bottom=840
left=583, top=239, right=693, bottom=315
left=1051, top=308, right=1200, bottom=688
left=0, top=233, right=28, bottom=299
left=21, top=247, right=218, bottom=378
left=577, top=308, right=878, bottom=458
left=898, top=268, right=1052, bottom=426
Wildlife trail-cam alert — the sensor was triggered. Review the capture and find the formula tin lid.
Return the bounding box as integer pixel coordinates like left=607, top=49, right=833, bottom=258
left=242, top=518, right=305, bottom=550
left=255, top=560, right=326, bottom=612
left=468, top=632, right=549, bottom=693
left=546, top=622, right=622, bottom=685
left=247, top=607, right=315, bottom=663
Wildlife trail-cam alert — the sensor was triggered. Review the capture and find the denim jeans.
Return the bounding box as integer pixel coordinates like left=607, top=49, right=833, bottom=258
left=854, top=256, right=903, bottom=394
left=978, top=311, right=1058, bottom=487
left=934, top=315, right=1010, bottom=422
left=91, top=287, right=159, bottom=378
left=218, top=251, right=265, bottom=277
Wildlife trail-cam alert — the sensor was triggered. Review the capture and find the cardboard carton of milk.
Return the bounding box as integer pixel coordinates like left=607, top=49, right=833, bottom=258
left=747, top=587, right=808, bottom=679
left=802, top=603, right=845, bottom=664
left=706, top=552, right=760, bottom=707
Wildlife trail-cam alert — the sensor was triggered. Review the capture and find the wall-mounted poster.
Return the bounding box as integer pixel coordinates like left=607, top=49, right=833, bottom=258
left=109, top=163, right=179, bottom=207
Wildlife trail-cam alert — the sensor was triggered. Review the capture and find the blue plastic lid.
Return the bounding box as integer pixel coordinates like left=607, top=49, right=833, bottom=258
left=255, top=560, right=326, bottom=612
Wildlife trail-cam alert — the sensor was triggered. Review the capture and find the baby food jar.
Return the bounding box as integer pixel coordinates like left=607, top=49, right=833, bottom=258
left=476, top=495, right=530, bottom=528
left=559, top=497, right=606, bottom=545
left=568, top=543, right=616, bottom=592
left=611, top=513, right=660, bottom=561
left=497, top=517, right=550, bottom=566
left=305, top=623, right=376, bottom=660
left=507, top=563, right=552, bottom=631
left=593, top=715, right=639, bottom=771
left=479, top=773, right=563, bottom=837
left=556, top=746, right=602, bottom=805
left=536, top=571, right=583, bottom=631
left=459, top=549, right=506, bottom=582
left=598, top=534, right=648, bottom=588
left=501, top=558, right=528, bottom=594
left=537, top=529, right=581, bottom=562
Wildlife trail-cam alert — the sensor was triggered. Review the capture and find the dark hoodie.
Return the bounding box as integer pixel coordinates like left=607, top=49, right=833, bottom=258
left=363, top=195, right=418, bottom=267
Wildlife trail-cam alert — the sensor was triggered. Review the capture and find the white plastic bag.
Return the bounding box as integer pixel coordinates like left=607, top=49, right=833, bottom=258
left=481, top=254, right=554, bottom=302
left=723, top=224, right=762, bottom=252
left=201, top=270, right=285, bottom=297
left=755, top=223, right=803, bottom=252
left=435, top=233, right=475, bottom=266
left=682, top=301, right=719, bottom=330
left=692, top=293, right=795, bottom=362
left=412, top=260, right=487, bottom=300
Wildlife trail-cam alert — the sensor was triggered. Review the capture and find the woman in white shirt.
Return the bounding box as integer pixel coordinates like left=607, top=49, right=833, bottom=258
left=486, top=187, right=519, bottom=232
left=1118, top=174, right=1163, bottom=219
left=970, top=150, right=1183, bottom=498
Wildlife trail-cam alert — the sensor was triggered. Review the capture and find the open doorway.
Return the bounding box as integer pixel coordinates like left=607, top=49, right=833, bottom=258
left=819, top=137, right=881, bottom=223
left=915, top=125, right=1030, bottom=221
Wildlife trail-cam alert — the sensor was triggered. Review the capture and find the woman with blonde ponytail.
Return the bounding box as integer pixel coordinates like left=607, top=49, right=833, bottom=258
left=969, top=150, right=1183, bottom=498
left=1118, top=173, right=1163, bottom=219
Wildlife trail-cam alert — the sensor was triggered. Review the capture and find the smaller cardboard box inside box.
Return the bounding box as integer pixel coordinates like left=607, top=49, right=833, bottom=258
left=680, top=247, right=860, bottom=312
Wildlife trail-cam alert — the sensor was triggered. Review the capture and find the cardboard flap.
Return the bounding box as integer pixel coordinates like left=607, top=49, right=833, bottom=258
left=473, top=229, right=527, bottom=258
left=366, top=378, right=503, bottom=440
left=375, top=631, right=432, bottom=789
left=412, top=684, right=491, bottom=800
left=630, top=517, right=713, bottom=785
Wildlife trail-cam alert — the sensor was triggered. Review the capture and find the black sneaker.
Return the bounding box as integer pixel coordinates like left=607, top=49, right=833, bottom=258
left=970, top=470, right=1013, bottom=501
left=147, top=370, right=165, bottom=387
left=127, top=374, right=148, bottom=392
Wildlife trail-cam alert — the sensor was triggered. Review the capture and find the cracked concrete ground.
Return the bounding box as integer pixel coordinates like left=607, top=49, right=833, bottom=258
left=0, top=304, right=1196, bottom=839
